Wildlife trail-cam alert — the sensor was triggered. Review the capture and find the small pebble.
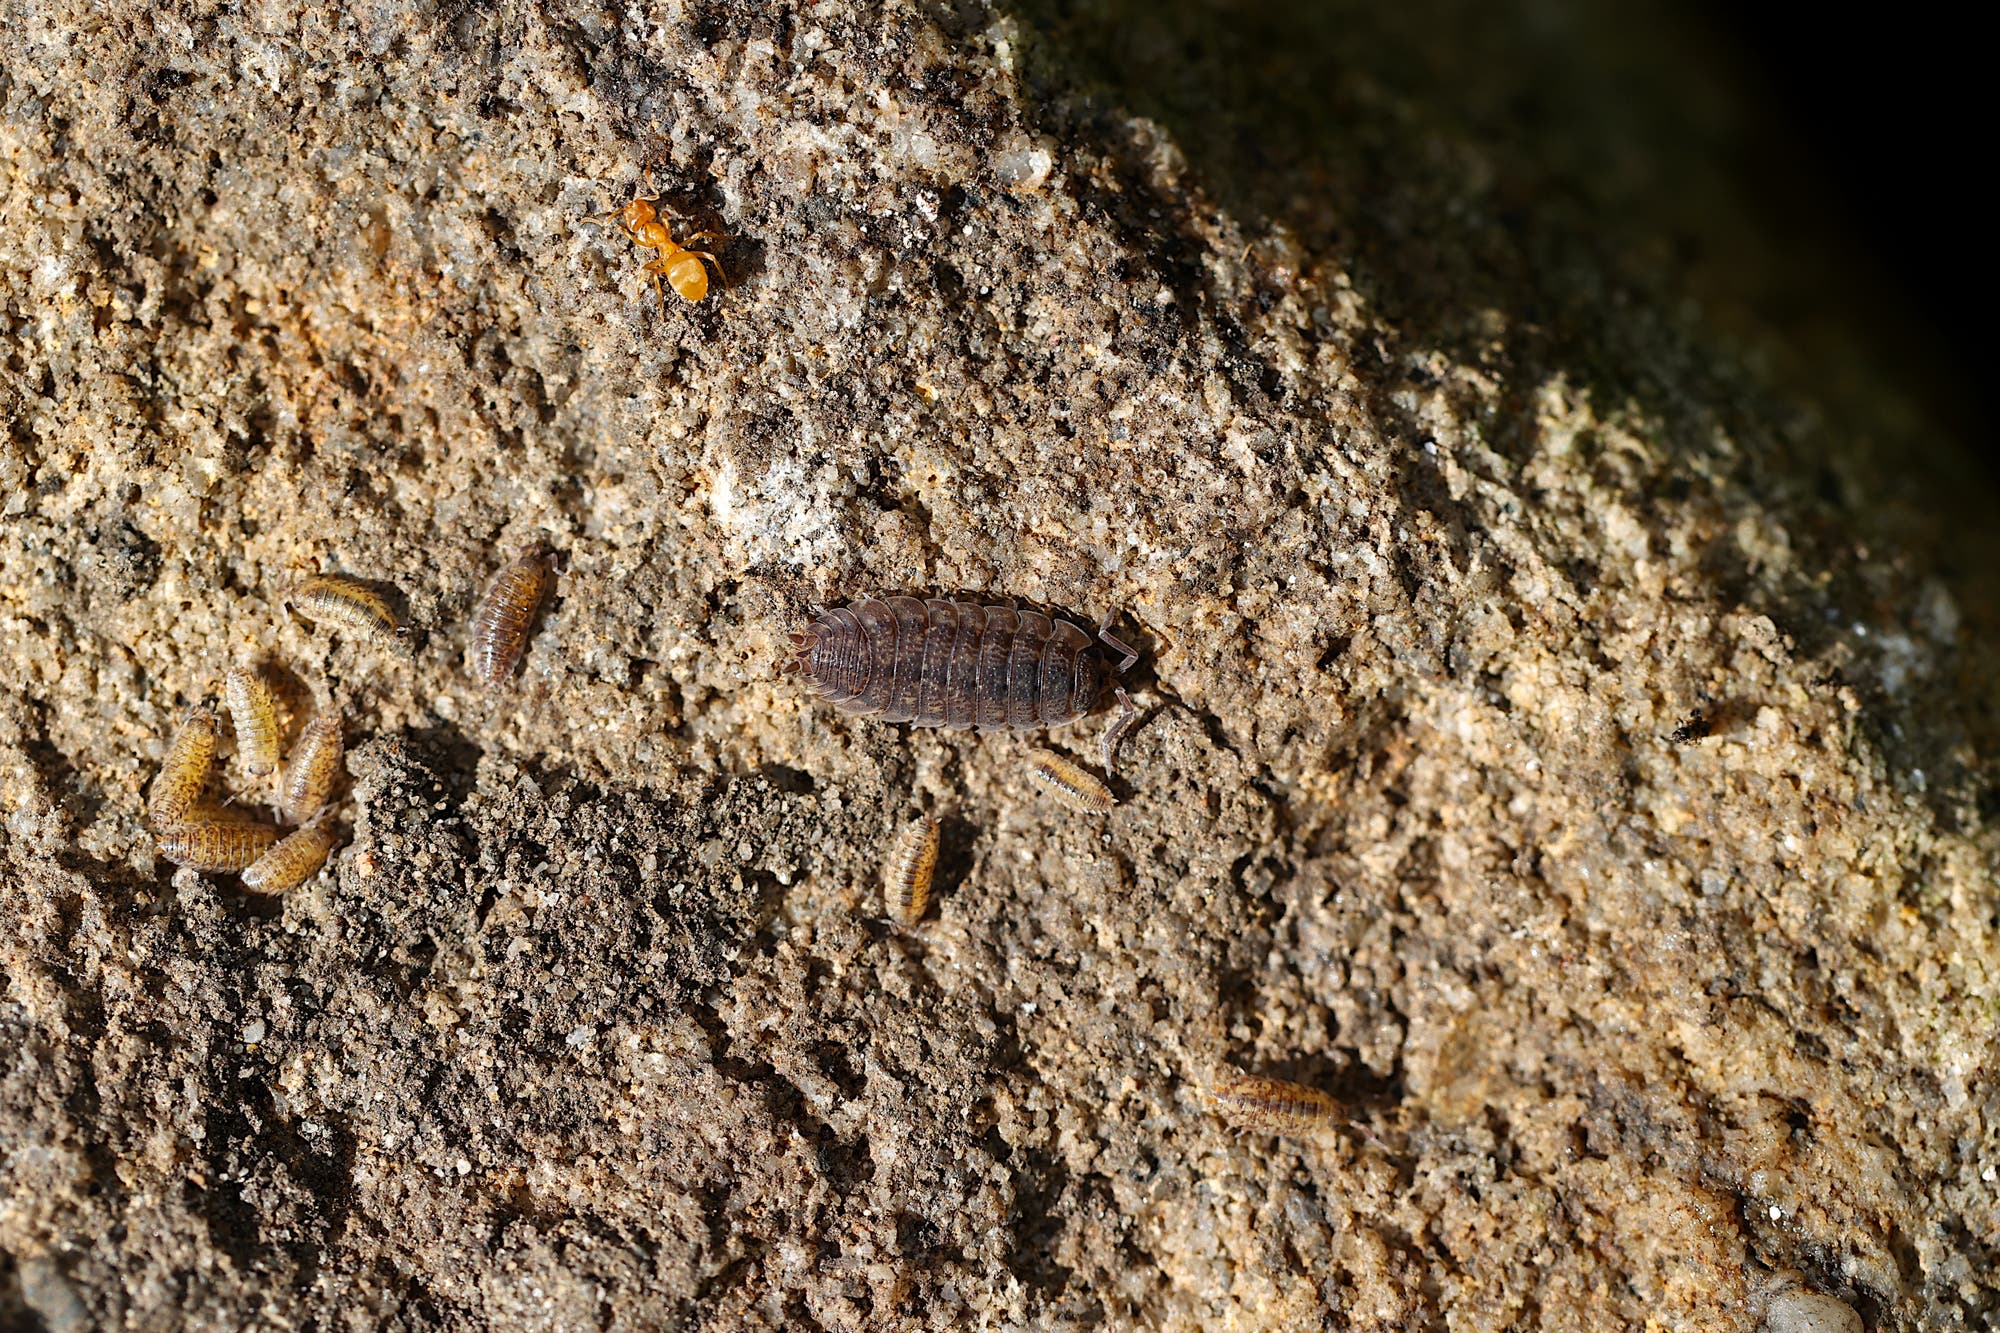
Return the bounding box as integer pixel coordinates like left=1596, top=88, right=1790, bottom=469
left=1764, top=1289, right=1863, bottom=1333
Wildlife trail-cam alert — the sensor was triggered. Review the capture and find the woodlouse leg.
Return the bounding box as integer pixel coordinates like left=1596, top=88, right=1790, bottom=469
left=1101, top=686, right=1141, bottom=775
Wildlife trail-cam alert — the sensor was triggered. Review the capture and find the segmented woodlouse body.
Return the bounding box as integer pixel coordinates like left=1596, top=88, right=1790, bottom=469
left=469, top=546, right=555, bottom=692
left=148, top=705, right=218, bottom=828
left=157, top=819, right=281, bottom=872
left=1024, top=749, right=1116, bottom=813
left=1204, top=1071, right=1344, bottom=1138
left=791, top=598, right=1137, bottom=759
left=280, top=713, right=344, bottom=825
left=224, top=666, right=282, bottom=778
left=241, top=816, right=340, bottom=895
left=289, top=575, right=403, bottom=643
left=883, top=815, right=940, bottom=925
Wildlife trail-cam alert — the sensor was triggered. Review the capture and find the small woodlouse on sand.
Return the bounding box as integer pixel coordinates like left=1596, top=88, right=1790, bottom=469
left=1205, top=1070, right=1344, bottom=1138
left=593, top=193, right=728, bottom=305
left=148, top=705, right=218, bottom=828
left=241, top=815, right=339, bottom=895
left=224, top=666, right=282, bottom=778
left=1024, top=748, right=1116, bottom=813
left=157, top=819, right=280, bottom=872
left=790, top=596, right=1138, bottom=768
left=883, top=814, right=940, bottom=925
left=280, top=713, right=344, bottom=825
left=289, top=574, right=403, bottom=644
left=469, top=545, right=556, bottom=692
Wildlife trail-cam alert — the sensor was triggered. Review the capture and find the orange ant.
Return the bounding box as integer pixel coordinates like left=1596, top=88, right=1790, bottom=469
left=590, top=192, right=729, bottom=306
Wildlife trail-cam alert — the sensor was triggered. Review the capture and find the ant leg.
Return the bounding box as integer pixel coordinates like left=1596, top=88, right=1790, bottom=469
left=1101, top=687, right=1140, bottom=775
left=641, top=258, right=673, bottom=307
left=1096, top=615, right=1139, bottom=673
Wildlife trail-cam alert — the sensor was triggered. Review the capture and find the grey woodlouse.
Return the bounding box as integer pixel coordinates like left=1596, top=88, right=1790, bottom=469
left=469, top=545, right=556, bottom=692
left=289, top=574, right=403, bottom=643
left=148, top=705, right=218, bottom=828
left=280, top=713, right=344, bottom=825
left=223, top=666, right=281, bottom=778
left=157, top=819, right=281, bottom=872
left=1204, top=1070, right=1343, bottom=1138
left=883, top=814, right=940, bottom=925
left=1024, top=748, right=1116, bottom=813
left=241, top=816, right=339, bottom=895
left=790, top=597, right=1138, bottom=767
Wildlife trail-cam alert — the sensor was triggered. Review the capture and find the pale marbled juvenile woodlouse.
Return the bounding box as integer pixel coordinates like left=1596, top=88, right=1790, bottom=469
left=224, top=666, right=281, bottom=779
left=468, top=545, right=557, bottom=692
left=790, top=596, right=1140, bottom=770
left=279, top=712, right=344, bottom=825
left=1024, top=748, right=1116, bottom=813
left=882, top=814, right=940, bottom=925
left=148, top=705, right=218, bottom=827
left=157, top=819, right=280, bottom=872
left=1204, top=1070, right=1344, bottom=1138
left=241, top=814, right=339, bottom=895
left=288, top=574, right=403, bottom=644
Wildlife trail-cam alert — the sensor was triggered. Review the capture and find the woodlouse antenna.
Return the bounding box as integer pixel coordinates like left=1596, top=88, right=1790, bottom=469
left=1096, top=623, right=1138, bottom=673
left=1101, top=687, right=1140, bottom=775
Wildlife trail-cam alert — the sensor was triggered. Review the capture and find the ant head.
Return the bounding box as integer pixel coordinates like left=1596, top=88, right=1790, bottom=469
left=618, top=199, right=659, bottom=229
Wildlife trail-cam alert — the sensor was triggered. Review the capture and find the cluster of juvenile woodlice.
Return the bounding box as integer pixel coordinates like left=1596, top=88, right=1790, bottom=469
left=148, top=665, right=346, bottom=895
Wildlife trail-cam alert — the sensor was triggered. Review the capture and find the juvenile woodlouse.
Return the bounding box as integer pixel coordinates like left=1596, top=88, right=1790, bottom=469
left=1024, top=748, right=1116, bottom=813
left=289, top=574, right=403, bottom=644
left=224, top=666, right=282, bottom=778
left=469, top=545, right=556, bottom=692
left=280, top=713, right=344, bottom=825
left=1204, top=1070, right=1344, bottom=1138
left=241, top=815, right=339, bottom=895
left=593, top=194, right=728, bottom=305
left=790, top=597, right=1138, bottom=767
left=148, top=705, right=218, bottom=828
left=883, top=814, right=940, bottom=925
left=157, top=819, right=280, bottom=872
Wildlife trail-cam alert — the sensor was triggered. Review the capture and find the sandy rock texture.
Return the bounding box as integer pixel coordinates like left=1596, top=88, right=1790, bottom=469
left=2, top=0, right=1996, bottom=1328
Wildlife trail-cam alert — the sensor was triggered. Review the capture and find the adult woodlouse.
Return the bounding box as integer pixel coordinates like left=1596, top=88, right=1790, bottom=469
left=883, top=814, right=940, bottom=925
left=594, top=194, right=727, bottom=305
left=1204, top=1070, right=1344, bottom=1138
left=289, top=574, right=403, bottom=644
left=241, top=816, right=339, bottom=895
left=157, top=819, right=281, bottom=872
left=224, top=666, right=282, bottom=778
left=469, top=545, right=556, bottom=692
left=1024, top=748, right=1116, bottom=813
left=789, top=597, right=1137, bottom=766
left=148, top=705, right=218, bottom=828
left=280, top=713, right=344, bottom=825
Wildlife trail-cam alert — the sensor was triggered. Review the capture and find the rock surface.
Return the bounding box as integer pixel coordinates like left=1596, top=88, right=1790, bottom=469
left=2, top=1, right=1995, bottom=1329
